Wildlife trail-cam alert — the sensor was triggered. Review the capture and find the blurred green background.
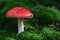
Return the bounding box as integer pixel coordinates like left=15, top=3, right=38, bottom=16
left=0, top=0, right=60, bottom=40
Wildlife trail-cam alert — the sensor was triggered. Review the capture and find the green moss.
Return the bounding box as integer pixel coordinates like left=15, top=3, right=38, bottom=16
left=0, top=0, right=60, bottom=40
left=42, top=27, right=60, bottom=40
left=17, top=32, right=44, bottom=40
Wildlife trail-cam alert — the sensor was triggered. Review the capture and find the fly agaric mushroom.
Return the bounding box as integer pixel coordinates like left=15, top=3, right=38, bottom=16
left=6, top=7, right=33, bottom=34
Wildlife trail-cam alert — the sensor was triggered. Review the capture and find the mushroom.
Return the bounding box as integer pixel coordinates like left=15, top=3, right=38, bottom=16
left=6, top=7, right=33, bottom=34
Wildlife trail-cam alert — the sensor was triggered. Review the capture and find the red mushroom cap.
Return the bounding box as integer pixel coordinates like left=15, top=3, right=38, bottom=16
left=6, top=7, right=33, bottom=18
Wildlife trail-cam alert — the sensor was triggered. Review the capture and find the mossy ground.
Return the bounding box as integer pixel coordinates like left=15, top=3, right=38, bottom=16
left=0, top=0, right=60, bottom=40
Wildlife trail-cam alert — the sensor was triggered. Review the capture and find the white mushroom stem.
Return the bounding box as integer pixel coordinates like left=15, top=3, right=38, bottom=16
left=18, top=18, right=24, bottom=34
